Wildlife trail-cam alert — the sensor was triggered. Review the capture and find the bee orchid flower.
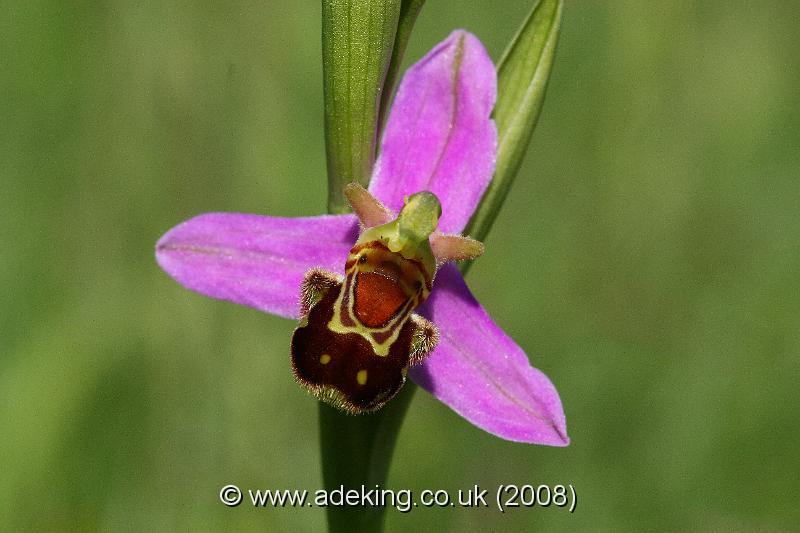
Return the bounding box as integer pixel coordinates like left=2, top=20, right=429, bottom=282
left=156, top=30, right=568, bottom=446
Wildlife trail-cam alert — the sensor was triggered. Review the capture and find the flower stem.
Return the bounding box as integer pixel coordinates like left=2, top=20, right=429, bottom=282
left=318, top=383, right=416, bottom=532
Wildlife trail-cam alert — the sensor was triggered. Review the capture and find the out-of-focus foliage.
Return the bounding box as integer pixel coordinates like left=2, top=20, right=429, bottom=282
left=2, top=1, right=798, bottom=531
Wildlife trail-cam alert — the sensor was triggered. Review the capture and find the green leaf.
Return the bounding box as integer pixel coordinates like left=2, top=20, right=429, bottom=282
left=322, top=0, right=402, bottom=214
left=464, top=0, right=564, bottom=244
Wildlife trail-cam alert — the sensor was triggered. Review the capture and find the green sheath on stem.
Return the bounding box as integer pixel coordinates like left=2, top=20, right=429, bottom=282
left=377, top=0, right=426, bottom=136
left=323, top=0, right=402, bottom=214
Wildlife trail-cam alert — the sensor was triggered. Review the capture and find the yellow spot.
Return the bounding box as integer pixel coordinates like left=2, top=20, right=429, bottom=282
left=319, top=354, right=331, bottom=365
left=356, top=369, right=368, bottom=385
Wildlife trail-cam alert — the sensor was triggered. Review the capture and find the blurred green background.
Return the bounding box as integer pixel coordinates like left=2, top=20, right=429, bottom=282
left=2, top=1, right=798, bottom=531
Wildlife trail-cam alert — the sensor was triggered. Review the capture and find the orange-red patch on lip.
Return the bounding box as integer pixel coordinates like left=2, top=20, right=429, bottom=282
left=354, top=271, right=408, bottom=328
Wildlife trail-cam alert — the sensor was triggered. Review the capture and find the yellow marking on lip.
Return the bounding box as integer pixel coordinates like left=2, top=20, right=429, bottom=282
left=356, top=370, right=368, bottom=385
left=319, top=354, right=331, bottom=365
left=328, top=270, right=408, bottom=357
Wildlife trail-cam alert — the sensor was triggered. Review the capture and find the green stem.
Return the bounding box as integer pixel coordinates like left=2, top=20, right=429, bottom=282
left=318, top=384, right=416, bottom=533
